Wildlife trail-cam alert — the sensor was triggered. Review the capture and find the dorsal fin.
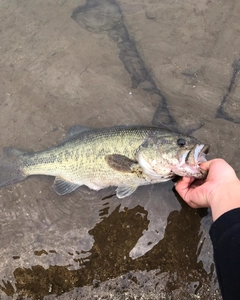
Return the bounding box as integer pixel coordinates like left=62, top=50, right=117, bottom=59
left=66, top=125, right=90, bottom=137
left=62, top=125, right=91, bottom=143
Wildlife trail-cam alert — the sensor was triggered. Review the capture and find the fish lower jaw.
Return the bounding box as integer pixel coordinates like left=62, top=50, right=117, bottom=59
left=172, top=163, right=203, bottom=178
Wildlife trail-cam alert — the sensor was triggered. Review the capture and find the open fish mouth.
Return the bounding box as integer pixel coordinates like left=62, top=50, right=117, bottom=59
left=175, top=144, right=210, bottom=178
left=190, top=144, right=210, bottom=164
left=179, top=144, right=210, bottom=165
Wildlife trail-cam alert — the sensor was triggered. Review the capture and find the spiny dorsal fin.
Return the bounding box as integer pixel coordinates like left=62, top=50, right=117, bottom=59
left=3, top=147, right=24, bottom=157
left=53, top=177, right=81, bottom=195
left=105, top=154, right=136, bottom=173
left=62, top=125, right=91, bottom=143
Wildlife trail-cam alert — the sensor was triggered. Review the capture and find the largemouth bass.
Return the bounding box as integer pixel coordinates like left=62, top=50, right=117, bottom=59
left=0, top=125, right=210, bottom=198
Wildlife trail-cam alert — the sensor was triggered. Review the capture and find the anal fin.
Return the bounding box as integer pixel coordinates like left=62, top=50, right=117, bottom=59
left=53, top=177, right=81, bottom=195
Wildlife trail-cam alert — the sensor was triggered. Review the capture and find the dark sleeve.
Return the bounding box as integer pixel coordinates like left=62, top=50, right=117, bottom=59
left=209, top=208, right=240, bottom=300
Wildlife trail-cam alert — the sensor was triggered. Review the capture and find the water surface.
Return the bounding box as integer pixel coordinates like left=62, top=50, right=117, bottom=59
left=0, top=0, right=239, bottom=299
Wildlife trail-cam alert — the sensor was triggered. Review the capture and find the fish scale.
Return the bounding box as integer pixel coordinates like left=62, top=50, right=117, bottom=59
left=20, top=127, right=151, bottom=184
left=0, top=125, right=209, bottom=198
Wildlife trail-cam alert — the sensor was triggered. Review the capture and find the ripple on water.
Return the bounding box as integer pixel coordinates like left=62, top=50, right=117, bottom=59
left=0, top=176, right=219, bottom=299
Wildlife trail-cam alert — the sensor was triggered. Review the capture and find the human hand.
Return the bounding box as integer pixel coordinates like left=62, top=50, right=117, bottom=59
left=175, top=159, right=240, bottom=221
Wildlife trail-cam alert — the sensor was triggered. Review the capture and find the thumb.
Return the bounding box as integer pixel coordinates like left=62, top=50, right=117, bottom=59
left=199, top=160, right=211, bottom=171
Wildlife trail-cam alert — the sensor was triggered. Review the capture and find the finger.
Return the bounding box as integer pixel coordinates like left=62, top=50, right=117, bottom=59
left=175, top=177, right=195, bottom=199
left=199, top=160, right=212, bottom=171
left=176, top=176, right=195, bottom=186
left=190, top=178, right=205, bottom=188
left=175, top=177, right=205, bottom=205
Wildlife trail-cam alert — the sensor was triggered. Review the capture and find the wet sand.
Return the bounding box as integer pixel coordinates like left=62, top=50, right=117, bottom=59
left=0, top=0, right=239, bottom=299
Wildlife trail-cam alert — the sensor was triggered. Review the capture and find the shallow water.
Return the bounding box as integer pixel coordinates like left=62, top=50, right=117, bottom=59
left=0, top=0, right=240, bottom=299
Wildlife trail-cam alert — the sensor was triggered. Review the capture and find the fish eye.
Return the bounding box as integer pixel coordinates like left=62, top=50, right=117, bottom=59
left=177, top=138, right=186, bottom=147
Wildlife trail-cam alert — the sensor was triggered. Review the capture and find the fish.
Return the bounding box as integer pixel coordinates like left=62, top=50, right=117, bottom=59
left=0, top=125, right=210, bottom=198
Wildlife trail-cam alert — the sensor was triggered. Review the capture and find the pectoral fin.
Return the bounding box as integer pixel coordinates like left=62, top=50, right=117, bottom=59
left=53, top=177, right=81, bottom=195
left=105, top=154, right=137, bottom=173
left=116, top=185, right=138, bottom=198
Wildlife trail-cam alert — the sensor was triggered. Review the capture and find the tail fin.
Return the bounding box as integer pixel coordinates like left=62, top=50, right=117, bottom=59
left=0, top=147, right=26, bottom=188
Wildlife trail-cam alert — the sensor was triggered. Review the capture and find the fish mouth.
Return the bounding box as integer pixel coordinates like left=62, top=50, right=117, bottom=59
left=181, top=144, right=210, bottom=165
left=176, top=144, right=210, bottom=178
left=192, top=144, right=210, bottom=164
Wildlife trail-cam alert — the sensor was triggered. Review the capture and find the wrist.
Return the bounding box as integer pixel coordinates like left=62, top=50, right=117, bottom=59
left=209, top=182, right=240, bottom=221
